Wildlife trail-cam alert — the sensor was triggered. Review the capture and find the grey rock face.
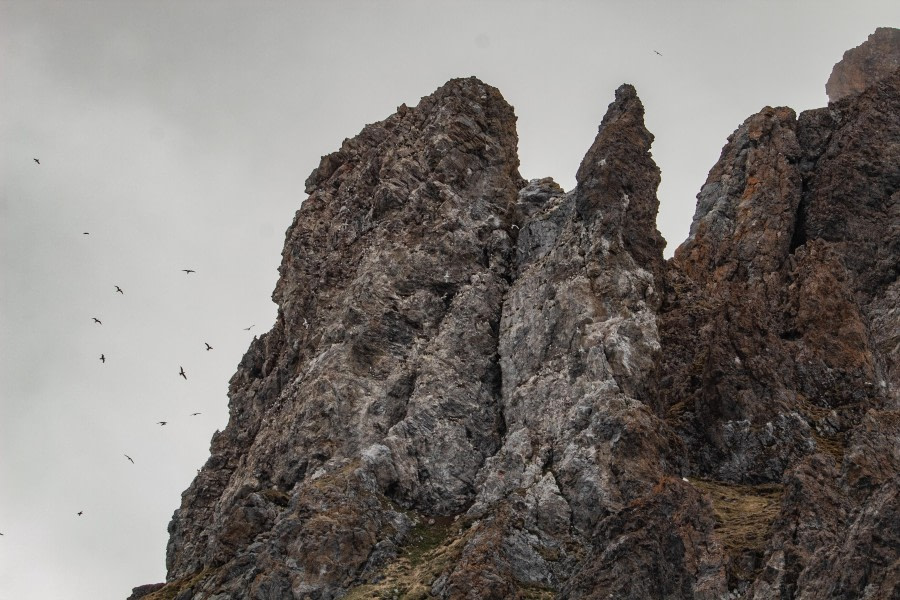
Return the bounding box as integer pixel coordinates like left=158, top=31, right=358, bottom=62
left=164, top=77, right=524, bottom=598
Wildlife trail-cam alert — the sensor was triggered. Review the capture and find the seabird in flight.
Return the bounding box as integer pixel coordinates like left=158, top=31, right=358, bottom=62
left=100, top=354, right=105, bottom=364
left=124, top=454, right=134, bottom=464
left=654, top=50, right=662, bottom=56
left=33, top=158, right=40, bottom=164
left=204, top=342, right=213, bottom=351
left=92, top=317, right=102, bottom=325
left=182, top=269, right=196, bottom=274
left=77, top=511, right=83, bottom=516
left=115, top=286, right=124, bottom=294
left=190, top=412, right=201, bottom=416
left=179, top=366, right=187, bottom=380
left=243, top=325, right=255, bottom=331
left=157, top=421, right=167, bottom=426
left=83, top=232, right=89, bottom=235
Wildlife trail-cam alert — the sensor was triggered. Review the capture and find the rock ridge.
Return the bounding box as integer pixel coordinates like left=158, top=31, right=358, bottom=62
left=133, top=37, right=898, bottom=600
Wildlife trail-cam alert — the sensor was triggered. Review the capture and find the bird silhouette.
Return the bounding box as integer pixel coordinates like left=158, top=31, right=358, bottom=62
left=182, top=269, right=196, bottom=274
left=83, top=232, right=89, bottom=235
left=77, top=511, right=83, bottom=516
left=205, top=342, right=213, bottom=351
left=115, top=286, right=123, bottom=294
left=179, top=366, right=187, bottom=380
left=244, top=325, right=255, bottom=331
left=157, top=421, right=167, bottom=426
left=124, top=454, right=134, bottom=464
left=654, top=50, right=662, bottom=56
left=100, top=354, right=105, bottom=363
left=33, top=158, right=40, bottom=164
left=92, top=317, right=102, bottom=325
left=190, top=412, right=201, bottom=416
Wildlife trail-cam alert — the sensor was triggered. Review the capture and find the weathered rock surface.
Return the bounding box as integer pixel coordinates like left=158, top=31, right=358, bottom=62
left=133, top=31, right=898, bottom=600
left=826, top=27, right=900, bottom=102
left=659, top=66, right=900, bottom=597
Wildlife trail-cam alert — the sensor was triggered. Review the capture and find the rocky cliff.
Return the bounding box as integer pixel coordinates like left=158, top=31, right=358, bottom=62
left=132, top=34, right=899, bottom=600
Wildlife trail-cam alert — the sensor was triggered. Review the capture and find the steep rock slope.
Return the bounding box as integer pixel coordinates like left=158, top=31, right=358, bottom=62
left=132, top=41, right=899, bottom=600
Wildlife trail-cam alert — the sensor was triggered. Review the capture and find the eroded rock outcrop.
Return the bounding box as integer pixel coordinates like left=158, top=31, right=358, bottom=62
left=134, top=32, right=898, bottom=600
left=826, top=27, right=900, bottom=102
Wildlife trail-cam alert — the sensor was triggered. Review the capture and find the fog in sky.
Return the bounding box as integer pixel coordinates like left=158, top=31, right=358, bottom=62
left=1, top=2, right=897, bottom=598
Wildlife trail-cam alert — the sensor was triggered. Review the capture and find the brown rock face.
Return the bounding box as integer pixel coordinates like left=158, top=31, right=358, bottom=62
left=826, top=27, right=900, bottom=102
left=660, top=69, right=899, bottom=596
left=135, top=34, right=898, bottom=600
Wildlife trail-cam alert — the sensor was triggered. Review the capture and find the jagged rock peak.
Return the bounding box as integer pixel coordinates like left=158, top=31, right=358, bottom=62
left=826, top=26, right=900, bottom=102
left=158, top=74, right=526, bottom=598
left=575, top=83, right=666, bottom=281
left=675, top=104, right=801, bottom=283
left=303, top=75, right=520, bottom=194
left=576, top=83, right=651, bottom=188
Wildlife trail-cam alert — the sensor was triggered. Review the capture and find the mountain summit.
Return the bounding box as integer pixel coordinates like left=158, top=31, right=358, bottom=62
left=132, top=32, right=899, bottom=600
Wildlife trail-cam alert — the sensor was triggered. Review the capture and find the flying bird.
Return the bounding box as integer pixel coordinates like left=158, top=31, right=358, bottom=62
left=204, top=343, right=213, bottom=351
left=179, top=366, right=187, bottom=380
left=243, top=325, right=255, bottom=331
left=654, top=50, right=663, bottom=56
left=190, top=412, right=201, bottom=416
left=92, top=317, right=102, bottom=325
left=157, top=421, right=167, bottom=426
left=33, top=158, right=40, bottom=164
left=100, top=354, right=105, bottom=364
left=182, top=269, right=196, bottom=274
left=115, top=286, right=123, bottom=294
left=124, top=454, right=134, bottom=464
left=83, top=232, right=89, bottom=235
left=77, top=511, right=83, bottom=516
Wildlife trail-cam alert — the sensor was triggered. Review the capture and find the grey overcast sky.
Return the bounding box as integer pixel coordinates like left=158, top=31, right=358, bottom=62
left=1, top=2, right=897, bottom=598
